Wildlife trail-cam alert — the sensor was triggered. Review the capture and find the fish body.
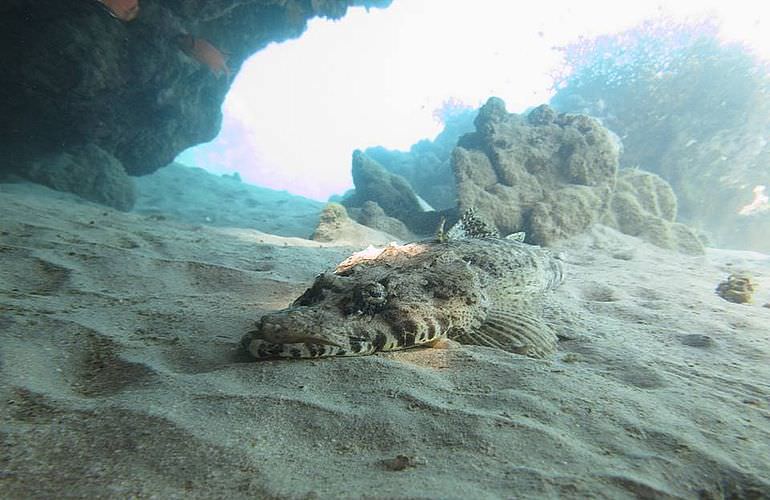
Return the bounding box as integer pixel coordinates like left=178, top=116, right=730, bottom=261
left=242, top=232, right=564, bottom=360
left=96, top=0, right=139, bottom=22
left=177, top=35, right=230, bottom=79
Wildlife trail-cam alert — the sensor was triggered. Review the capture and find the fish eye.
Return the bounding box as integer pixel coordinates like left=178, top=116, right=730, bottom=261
left=354, top=282, right=387, bottom=315
left=362, top=282, right=386, bottom=298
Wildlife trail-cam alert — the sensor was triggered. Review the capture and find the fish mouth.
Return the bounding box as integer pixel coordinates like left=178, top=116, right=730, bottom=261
left=241, top=319, right=341, bottom=359
left=242, top=308, right=354, bottom=356
left=243, top=336, right=344, bottom=360
left=242, top=321, right=358, bottom=360
left=253, top=317, right=344, bottom=347
left=242, top=308, right=379, bottom=359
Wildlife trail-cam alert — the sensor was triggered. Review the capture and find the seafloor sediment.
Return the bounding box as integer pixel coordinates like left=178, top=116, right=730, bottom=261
left=1, top=182, right=769, bottom=498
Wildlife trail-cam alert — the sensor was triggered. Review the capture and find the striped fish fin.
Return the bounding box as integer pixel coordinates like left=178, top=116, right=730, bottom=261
left=465, top=305, right=557, bottom=358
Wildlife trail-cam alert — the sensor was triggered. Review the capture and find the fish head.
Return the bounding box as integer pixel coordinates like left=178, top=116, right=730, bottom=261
left=242, top=245, right=486, bottom=360
left=242, top=305, right=381, bottom=359
left=241, top=273, right=393, bottom=359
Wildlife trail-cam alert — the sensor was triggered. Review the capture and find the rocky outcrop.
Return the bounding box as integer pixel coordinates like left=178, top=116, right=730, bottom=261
left=0, top=0, right=391, bottom=209
left=364, top=109, right=476, bottom=210
left=342, top=150, right=445, bottom=235
left=344, top=151, right=423, bottom=218
left=603, top=169, right=704, bottom=255
left=453, top=98, right=619, bottom=245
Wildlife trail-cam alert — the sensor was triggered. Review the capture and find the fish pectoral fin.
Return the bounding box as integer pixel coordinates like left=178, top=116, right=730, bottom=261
left=472, top=305, right=557, bottom=358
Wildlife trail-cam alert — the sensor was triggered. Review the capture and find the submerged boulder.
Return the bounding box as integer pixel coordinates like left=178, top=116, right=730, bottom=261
left=344, top=150, right=424, bottom=220
left=311, top=202, right=401, bottom=246
left=342, top=150, right=445, bottom=235
left=27, top=144, right=136, bottom=211
left=347, top=201, right=415, bottom=241
left=716, top=272, right=758, bottom=304
left=603, top=169, right=704, bottom=254
left=364, top=108, right=477, bottom=210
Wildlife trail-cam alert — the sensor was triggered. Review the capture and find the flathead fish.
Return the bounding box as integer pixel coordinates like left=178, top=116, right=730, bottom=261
left=242, top=211, right=564, bottom=360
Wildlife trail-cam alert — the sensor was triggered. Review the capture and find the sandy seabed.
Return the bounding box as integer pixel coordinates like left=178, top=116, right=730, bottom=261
left=1, top=182, right=769, bottom=499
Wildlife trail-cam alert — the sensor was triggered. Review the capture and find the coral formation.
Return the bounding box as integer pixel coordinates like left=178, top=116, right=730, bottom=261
left=527, top=104, right=558, bottom=126
left=527, top=186, right=608, bottom=245
left=550, top=21, right=770, bottom=252
left=603, top=169, right=704, bottom=254
left=311, top=202, right=349, bottom=239
left=452, top=98, right=618, bottom=245
left=716, top=272, right=758, bottom=304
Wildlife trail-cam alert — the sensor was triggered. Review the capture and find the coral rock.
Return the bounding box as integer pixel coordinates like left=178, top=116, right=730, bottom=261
left=603, top=169, right=704, bottom=255
left=716, top=273, right=757, bottom=304
left=453, top=98, right=618, bottom=245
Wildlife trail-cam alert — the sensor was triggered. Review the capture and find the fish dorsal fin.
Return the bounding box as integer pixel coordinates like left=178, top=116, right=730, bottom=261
left=466, top=306, right=557, bottom=358
left=446, top=208, right=499, bottom=240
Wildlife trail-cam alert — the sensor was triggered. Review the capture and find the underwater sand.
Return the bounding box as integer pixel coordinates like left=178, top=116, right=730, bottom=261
left=133, top=162, right=325, bottom=238
left=1, top=179, right=769, bottom=499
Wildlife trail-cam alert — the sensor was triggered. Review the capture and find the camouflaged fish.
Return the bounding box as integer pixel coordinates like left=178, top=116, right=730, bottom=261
left=242, top=209, right=564, bottom=360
